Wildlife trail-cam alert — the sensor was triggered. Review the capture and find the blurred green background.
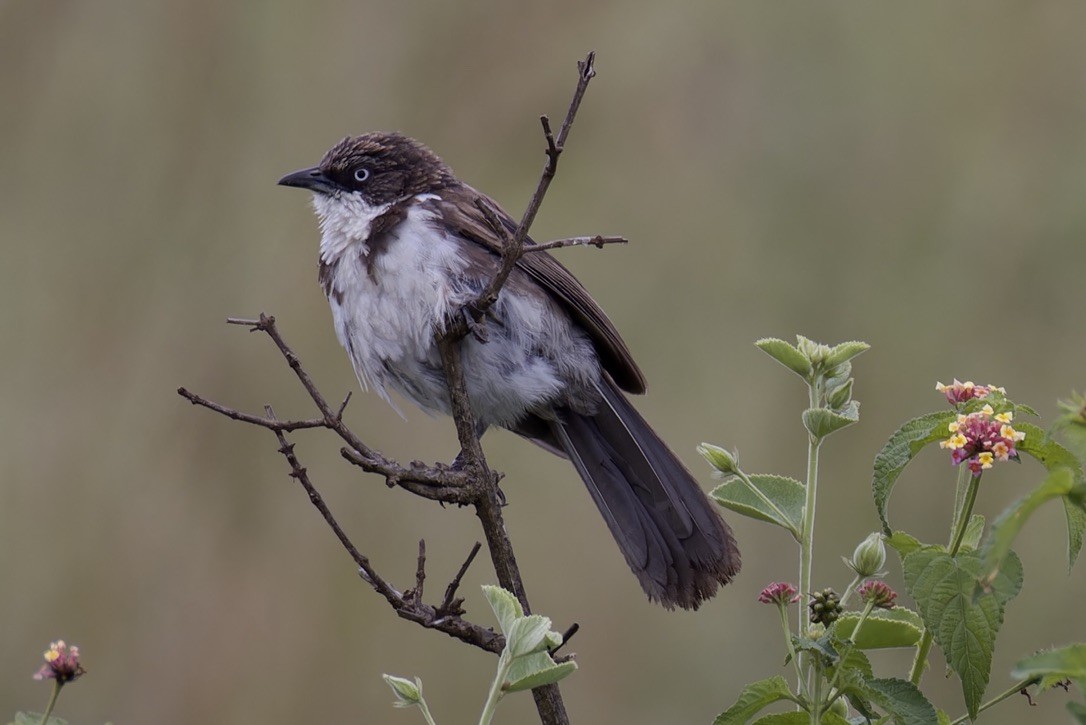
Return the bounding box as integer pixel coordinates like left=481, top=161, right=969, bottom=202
left=3, top=2, right=1085, bottom=723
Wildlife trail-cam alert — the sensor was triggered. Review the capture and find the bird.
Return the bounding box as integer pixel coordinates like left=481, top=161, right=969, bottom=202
left=278, top=132, right=740, bottom=609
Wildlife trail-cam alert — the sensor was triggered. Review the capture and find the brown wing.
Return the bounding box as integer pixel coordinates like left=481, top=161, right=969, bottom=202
left=430, top=184, right=647, bottom=394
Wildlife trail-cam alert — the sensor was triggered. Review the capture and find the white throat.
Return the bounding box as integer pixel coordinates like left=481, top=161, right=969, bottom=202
left=311, top=192, right=391, bottom=264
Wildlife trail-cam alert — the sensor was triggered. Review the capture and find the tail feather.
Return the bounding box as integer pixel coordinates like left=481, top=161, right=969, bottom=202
left=548, top=379, right=740, bottom=609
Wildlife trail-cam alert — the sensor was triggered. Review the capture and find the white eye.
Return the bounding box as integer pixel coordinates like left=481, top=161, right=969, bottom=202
left=353, top=167, right=370, bottom=183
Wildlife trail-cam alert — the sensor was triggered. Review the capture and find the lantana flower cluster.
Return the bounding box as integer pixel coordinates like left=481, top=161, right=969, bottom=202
left=33, top=640, right=84, bottom=685
left=939, top=403, right=1025, bottom=476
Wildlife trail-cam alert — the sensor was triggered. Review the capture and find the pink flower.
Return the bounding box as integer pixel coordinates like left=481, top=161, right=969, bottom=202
left=938, top=405, right=1024, bottom=477
left=33, top=640, right=84, bottom=685
left=758, top=582, right=800, bottom=606
left=936, top=380, right=991, bottom=405
left=857, top=580, right=897, bottom=609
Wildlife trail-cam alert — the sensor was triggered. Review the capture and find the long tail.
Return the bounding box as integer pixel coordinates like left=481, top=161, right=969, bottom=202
left=549, top=379, right=741, bottom=609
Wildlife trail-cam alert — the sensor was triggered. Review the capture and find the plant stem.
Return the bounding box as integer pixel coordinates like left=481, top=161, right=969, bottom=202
left=798, top=384, right=823, bottom=695
left=810, top=658, right=824, bottom=725
left=908, top=631, right=934, bottom=686
left=478, top=653, right=512, bottom=725
left=798, top=384, right=822, bottom=627
left=778, top=602, right=807, bottom=700
left=838, top=573, right=862, bottom=608
left=825, top=600, right=876, bottom=697
left=947, top=679, right=1034, bottom=725
left=38, top=681, right=61, bottom=725
left=948, top=473, right=981, bottom=557
left=416, top=694, right=438, bottom=725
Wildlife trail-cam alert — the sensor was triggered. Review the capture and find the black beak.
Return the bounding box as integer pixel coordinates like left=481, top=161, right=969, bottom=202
left=277, top=166, right=337, bottom=194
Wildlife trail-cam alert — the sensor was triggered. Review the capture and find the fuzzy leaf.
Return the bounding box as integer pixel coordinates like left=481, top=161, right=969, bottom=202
left=482, top=584, right=522, bottom=636
left=755, top=338, right=812, bottom=378
left=981, top=469, right=1076, bottom=584
left=804, top=403, right=860, bottom=439
left=834, top=608, right=924, bottom=649
left=507, top=614, right=555, bottom=658
left=1014, top=423, right=1086, bottom=568
left=873, top=412, right=958, bottom=533
left=752, top=713, right=850, bottom=725
left=861, top=677, right=939, bottom=725
left=1013, top=644, right=1086, bottom=691
left=713, top=676, right=795, bottom=725
left=958, top=514, right=985, bottom=552
left=710, top=474, right=804, bottom=536
left=885, top=531, right=929, bottom=556
left=504, top=652, right=577, bottom=693
left=903, top=550, right=1015, bottom=719
left=825, top=340, right=871, bottom=369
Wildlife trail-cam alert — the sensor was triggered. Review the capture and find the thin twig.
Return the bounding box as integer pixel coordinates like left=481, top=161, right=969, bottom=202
left=464, top=51, right=598, bottom=325
left=526, top=235, right=627, bottom=252
left=439, top=541, right=483, bottom=616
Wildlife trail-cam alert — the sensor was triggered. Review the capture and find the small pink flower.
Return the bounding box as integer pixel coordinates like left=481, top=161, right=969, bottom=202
left=857, top=580, right=897, bottom=609
left=758, top=582, right=800, bottom=606
left=33, top=640, right=85, bottom=685
left=936, top=380, right=991, bottom=405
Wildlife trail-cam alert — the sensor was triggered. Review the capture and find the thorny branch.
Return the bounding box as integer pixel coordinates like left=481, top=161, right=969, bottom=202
left=179, top=51, right=604, bottom=725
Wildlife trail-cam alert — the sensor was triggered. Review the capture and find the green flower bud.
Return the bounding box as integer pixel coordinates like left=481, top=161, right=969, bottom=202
left=697, top=443, right=739, bottom=476
left=383, top=674, right=422, bottom=707
left=844, top=532, right=887, bottom=578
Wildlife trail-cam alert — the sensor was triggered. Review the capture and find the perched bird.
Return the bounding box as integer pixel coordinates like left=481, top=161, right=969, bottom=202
left=278, top=133, right=740, bottom=609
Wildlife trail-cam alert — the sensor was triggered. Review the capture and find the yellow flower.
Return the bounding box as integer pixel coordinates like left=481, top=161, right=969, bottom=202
left=977, top=452, right=994, bottom=469
left=1000, top=424, right=1025, bottom=442
left=940, top=433, right=968, bottom=450
left=995, top=411, right=1013, bottom=424
left=993, top=441, right=1011, bottom=460
left=981, top=404, right=995, bottom=417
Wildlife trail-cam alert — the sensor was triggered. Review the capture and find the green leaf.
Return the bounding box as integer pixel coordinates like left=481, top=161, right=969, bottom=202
left=886, top=531, right=929, bottom=556
left=793, top=633, right=840, bottom=666
left=13, top=715, right=67, bottom=725
left=936, top=709, right=951, bottom=725
left=1015, top=422, right=1086, bottom=568
left=958, top=514, right=985, bottom=552
left=1013, top=644, right=1086, bottom=691
left=981, top=469, right=1076, bottom=584
left=751, top=713, right=850, bottom=725
left=825, top=340, right=871, bottom=369
left=750, top=713, right=809, bottom=724
left=1068, top=700, right=1086, bottom=724
left=827, top=377, right=854, bottom=409
left=1066, top=499, right=1086, bottom=571
left=504, top=652, right=577, bottom=693
left=833, top=648, right=874, bottom=679
left=834, top=608, right=924, bottom=649
left=482, top=584, right=522, bottom=636
left=710, top=474, right=804, bottom=537
left=755, top=338, right=812, bottom=379
left=903, top=550, right=1013, bottom=719
left=506, top=614, right=556, bottom=658
left=862, top=677, right=939, bottom=725
left=872, top=412, right=958, bottom=534
left=803, top=403, right=860, bottom=439
left=713, top=676, right=795, bottom=725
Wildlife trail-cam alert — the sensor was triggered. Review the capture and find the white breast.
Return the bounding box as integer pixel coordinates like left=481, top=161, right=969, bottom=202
left=316, top=194, right=467, bottom=411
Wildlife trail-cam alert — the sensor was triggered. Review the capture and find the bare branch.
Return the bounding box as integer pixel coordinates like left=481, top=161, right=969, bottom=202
left=439, top=541, right=483, bottom=616
left=526, top=235, right=627, bottom=252
left=462, top=51, right=598, bottom=328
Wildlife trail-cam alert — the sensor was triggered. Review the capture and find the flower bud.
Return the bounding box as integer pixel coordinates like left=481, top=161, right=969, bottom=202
left=857, top=580, right=898, bottom=609
left=844, top=532, right=887, bottom=578
left=758, top=582, right=800, bottom=606
left=383, top=674, right=422, bottom=707
left=697, top=443, right=739, bottom=476
left=808, top=588, right=843, bottom=626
